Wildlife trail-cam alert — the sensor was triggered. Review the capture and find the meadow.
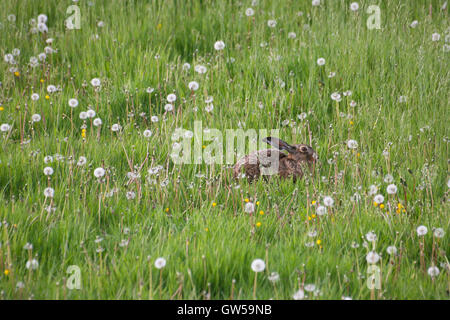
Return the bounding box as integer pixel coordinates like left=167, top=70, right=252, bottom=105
left=0, top=0, right=449, bottom=300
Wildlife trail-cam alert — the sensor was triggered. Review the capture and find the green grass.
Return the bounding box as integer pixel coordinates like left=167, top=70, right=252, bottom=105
left=0, top=0, right=448, bottom=299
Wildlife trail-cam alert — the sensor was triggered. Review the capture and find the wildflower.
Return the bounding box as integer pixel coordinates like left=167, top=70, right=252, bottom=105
left=79, top=112, right=88, bottom=120
left=311, top=0, right=320, bottom=6
left=323, top=196, right=334, bottom=207
left=77, top=156, right=87, bottom=166
left=194, top=65, right=207, bottom=74
left=293, top=289, right=305, bottom=300
left=126, top=191, right=136, bottom=200
left=143, top=129, right=152, bottom=138
left=267, top=20, right=277, bottom=28
left=431, top=33, right=441, bottom=42
left=365, top=231, right=377, bottom=242
left=1, top=123, right=11, bottom=132
left=433, top=228, right=445, bottom=238
left=111, top=123, right=122, bottom=132
left=368, top=185, right=378, bottom=196
left=164, top=104, right=174, bottom=112
left=427, top=266, right=440, bottom=277
left=366, top=251, right=380, bottom=264
left=251, top=259, right=265, bottom=272
left=316, top=205, right=326, bottom=216
left=214, top=40, right=225, bottom=51
left=386, top=184, right=398, bottom=195
left=43, top=167, right=54, bottom=176
left=379, top=204, right=385, bottom=209
left=288, top=32, right=296, bottom=39
left=26, top=259, right=39, bottom=270
left=268, top=272, right=280, bottom=282
left=347, top=139, right=358, bottom=149
left=188, top=81, right=199, bottom=91
left=167, top=93, right=176, bottom=103
left=256, top=222, right=262, bottom=227
left=316, top=57, right=325, bottom=66
left=182, top=63, right=191, bottom=71
left=245, top=8, right=255, bottom=16
left=212, top=202, right=217, bottom=207
left=410, top=20, right=419, bottom=28
left=386, top=246, right=397, bottom=255
left=304, top=284, right=316, bottom=292
left=154, top=257, right=166, bottom=269
left=151, top=116, right=159, bottom=122
left=373, top=194, right=384, bottom=204
left=259, top=210, right=264, bottom=215
left=68, top=98, right=79, bottom=108
left=23, top=243, right=33, bottom=250
left=43, top=187, right=55, bottom=198
left=331, top=92, right=342, bottom=102
left=350, top=2, right=359, bottom=11
left=91, top=78, right=101, bottom=87
left=47, top=85, right=57, bottom=93
left=93, top=118, right=102, bottom=126
left=245, top=202, right=255, bottom=214
left=94, top=167, right=106, bottom=178
left=416, top=225, right=428, bottom=236
left=384, top=174, right=394, bottom=183
left=316, top=239, right=322, bottom=245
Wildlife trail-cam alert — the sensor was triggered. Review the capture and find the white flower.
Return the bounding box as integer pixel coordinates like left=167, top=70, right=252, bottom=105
left=331, top=92, right=342, bottom=102
left=366, top=251, right=380, bottom=264
left=188, top=81, right=199, bottom=91
left=386, top=246, right=397, bottom=255
left=312, top=0, right=320, bottom=7
left=316, top=205, right=327, bottom=216
left=251, top=259, right=265, bottom=272
left=94, top=167, right=106, bottom=178
left=245, top=8, right=255, bottom=16
left=43, top=187, right=55, bottom=198
left=386, top=184, right=398, bottom=195
left=365, top=231, right=377, bottom=242
left=146, top=87, right=154, bottom=94
left=47, top=85, right=56, bottom=93
left=1, top=123, right=11, bottom=132
left=448, top=179, right=450, bottom=188
left=410, top=20, right=418, bottom=28
left=31, top=93, right=40, bottom=101
left=433, top=228, right=445, bottom=238
left=151, top=116, right=159, bottom=123
left=111, top=123, right=122, bottom=132
left=245, top=202, right=255, bottom=213
left=373, top=194, right=384, bottom=204
left=143, top=129, right=152, bottom=138
left=68, top=98, right=79, bottom=108
left=416, top=225, right=428, bottom=236
left=43, top=167, right=54, bottom=176
left=427, top=266, right=440, bottom=277
left=267, top=20, right=277, bottom=28
left=214, top=40, right=225, bottom=51
left=384, top=174, right=394, bottom=183
left=164, top=104, right=174, bottom=112
left=182, top=63, right=191, bottom=71
left=38, top=14, right=48, bottom=24
left=37, top=22, right=48, bottom=33
left=268, top=272, right=280, bottom=282
left=347, top=139, right=358, bottom=149
left=194, top=65, right=207, bottom=74
left=79, top=112, right=88, bottom=120
left=205, top=104, right=214, bottom=113
left=167, top=93, right=176, bottom=103
left=97, top=21, right=105, bottom=28
left=304, top=284, right=316, bottom=292
left=77, top=156, right=87, bottom=166
left=26, top=259, right=39, bottom=270
left=12, top=48, right=20, bottom=56
left=317, top=58, right=325, bottom=66
left=23, top=243, right=33, bottom=250
left=293, top=289, right=305, bottom=300
left=154, top=257, right=166, bottom=269
left=431, top=33, right=441, bottom=42
left=91, top=78, right=101, bottom=87
left=32, top=114, right=41, bottom=122
left=87, top=109, right=96, bottom=118
left=93, top=118, right=102, bottom=126
left=368, top=185, right=378, bottom=196
left=126, top=191, right=136, bottom=200
left=288, top=32, right=297, bottom=39
left=350, top=2, right=359, bottom=11
left=323, top=196, right=334, bottom=207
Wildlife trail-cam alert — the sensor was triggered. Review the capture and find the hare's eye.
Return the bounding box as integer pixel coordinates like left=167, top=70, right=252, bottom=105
left=300, top=146, right=308, bottom=153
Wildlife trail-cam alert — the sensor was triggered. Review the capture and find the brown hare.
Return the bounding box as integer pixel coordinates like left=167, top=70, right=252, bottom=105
left=233, top=137, right=317, bottom=182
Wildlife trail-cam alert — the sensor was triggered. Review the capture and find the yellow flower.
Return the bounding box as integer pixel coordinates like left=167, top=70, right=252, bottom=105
left=349, top=120, right=354, bottom=125
left=373, top=201, right=378, bottom=207
left=396, top=208, right=401, bottom=214
left=259, top=210, right=264, bottom=215
left=40, top=79, right=45, bottom=83
left=212, top=202, right=217, bottom=207
left=81, top=129, right=86, bottom=138
left=4, top=269, right=9, bottom=276
left=204, top=227, right=209, bottom=232
left=307, top=216, right=312, bottom=221
left=14, top=71, right=20, bottom=77
left=357, top=152, right=360, bottom=157
left=45, top=95, right=50, bottom=100
left=156, top=23, right=162, bottom=30
left=311, top=214, right=316, bottom=219
left=165, top=207, right=169, bottom=213
left=256, top=201, right=260, bottom=206
left=402, top=209, right=406, bottom=213
left=244, top=198, right=249, bottom=203
left=397, top=203, right=403, bottom=209
left=379, top=204, right=385, bottom=209
left=311, top=200, right=316, bottom=205
left=256, top=222, right=262, bottom=227
left=0, top=106, right=4, bottom=111
left=202, top=145, right=206, bottom=149
left=316, top=239, right=322, bottom=245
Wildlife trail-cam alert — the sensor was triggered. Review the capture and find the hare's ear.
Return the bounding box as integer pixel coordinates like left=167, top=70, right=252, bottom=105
left=263, top=137, right=296, bottom=153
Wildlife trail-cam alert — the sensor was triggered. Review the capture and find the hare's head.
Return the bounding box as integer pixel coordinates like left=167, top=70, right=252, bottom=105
left=262, top=137, right=317, bottom=164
